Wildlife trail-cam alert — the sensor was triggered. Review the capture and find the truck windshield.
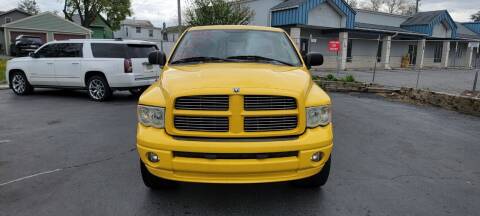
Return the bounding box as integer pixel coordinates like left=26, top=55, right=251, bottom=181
left=170, top=30, right=302, bottom=66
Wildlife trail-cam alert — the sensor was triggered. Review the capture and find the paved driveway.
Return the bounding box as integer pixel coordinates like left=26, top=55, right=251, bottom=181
left=0, top=89, right=479, bottom=216
left=313, top=68, right=480, bottom=94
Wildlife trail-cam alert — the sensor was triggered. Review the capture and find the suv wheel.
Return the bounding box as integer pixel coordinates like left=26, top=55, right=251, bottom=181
left=140, top=160, right=177, bottom=189
left=10, top=72, right=33, bottom=95
left=87, top=76, right=112, bottom=101
left=292, top=157, right=331, bottom=188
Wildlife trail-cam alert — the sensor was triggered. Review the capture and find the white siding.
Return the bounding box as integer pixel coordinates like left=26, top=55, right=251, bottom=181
left=307, top=3, right=344, bottom=28
left=243, top=0, right=284, bottom=26
left=431, top=22, right=451, bottom=38
left=113, top=25, right=163, bottom=42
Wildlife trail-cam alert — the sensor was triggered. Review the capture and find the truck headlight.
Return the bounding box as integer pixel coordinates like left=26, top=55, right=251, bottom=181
left=138, top=105, right=165, bottom=128
left=306, top=105, right=331, bottom=128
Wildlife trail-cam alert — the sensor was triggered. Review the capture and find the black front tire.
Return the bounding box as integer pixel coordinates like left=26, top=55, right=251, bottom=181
left=87, top=75, right=112, bottom=101
left=140, top=160, right=177, bottom=189
left=10, top=71, right=34, bottom=95
left=292, top=157, right=331, bottom=188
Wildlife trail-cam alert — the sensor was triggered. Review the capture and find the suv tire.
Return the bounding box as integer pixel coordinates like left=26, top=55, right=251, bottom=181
left=10, top=71, right=34, bottom=95
left=140, top=160, right=177, bottom=189
left=87, top=75, right=112, bottom=101
left=292, top=157, right=331, bottom=188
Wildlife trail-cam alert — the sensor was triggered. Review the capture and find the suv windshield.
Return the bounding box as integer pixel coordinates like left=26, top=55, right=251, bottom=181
left=170, top=30, right=302, bottom=66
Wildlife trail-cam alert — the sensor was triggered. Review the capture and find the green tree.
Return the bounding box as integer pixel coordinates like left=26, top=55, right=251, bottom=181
left=18, top=0, right=40, bottom=15
left=472, top=11, right=480, bottom=22
left=185, top=0, right=254, bottom=26
left=63, top=0, right=132, bottom=30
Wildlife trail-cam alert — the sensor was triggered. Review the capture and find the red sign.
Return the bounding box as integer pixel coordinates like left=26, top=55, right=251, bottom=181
left=328, top=40, right=340, bottom=52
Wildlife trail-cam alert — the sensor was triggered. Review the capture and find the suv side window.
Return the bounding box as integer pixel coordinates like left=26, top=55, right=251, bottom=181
left=35, top=44, right=58, bottom=58
left=91, top=43, right=127, bottom=58
left=57, top=43, right=83, bottom=58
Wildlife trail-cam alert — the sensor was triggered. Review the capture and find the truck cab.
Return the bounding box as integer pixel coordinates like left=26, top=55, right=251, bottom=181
left=136, top=25, right=333, bottom=188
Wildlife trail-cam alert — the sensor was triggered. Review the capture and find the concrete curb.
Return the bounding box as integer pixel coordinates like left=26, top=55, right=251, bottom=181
left=0, top=84, right=9, bottom=90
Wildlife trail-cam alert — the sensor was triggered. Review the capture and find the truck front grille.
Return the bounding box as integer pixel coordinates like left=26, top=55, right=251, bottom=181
left=244, top=95, right=296, bottom=110
left=175, top=95, right=229, bottom=110
left=244, top=116, right=298, bottom=132
left=174, top=116, right=229, bottom=132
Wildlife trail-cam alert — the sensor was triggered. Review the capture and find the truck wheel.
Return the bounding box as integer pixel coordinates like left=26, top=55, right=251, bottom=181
left=292, top=157, right=331, bottom=188
left=10, top=71, right=34, bottom=95
left=87, top=75, right=112, bottom=101
left=140, top=160, right=177, bottom=189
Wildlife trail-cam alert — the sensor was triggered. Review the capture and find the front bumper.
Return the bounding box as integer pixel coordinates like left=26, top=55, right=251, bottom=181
left=137, top=124, right=333, bottom=184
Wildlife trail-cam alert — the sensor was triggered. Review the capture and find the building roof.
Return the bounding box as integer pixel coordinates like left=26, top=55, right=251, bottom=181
left=3, top=12, right=92, bottom=34
left=71, top=14, right=112, bottom=28
left=121, top=19, right=153, bottom=27
left=0, top=8, right=31, bottom=16
left=402, top=10, right=447, bottom=26
left=271, top=0, right=355, bottom=12
left=355, top=22, right=426, bottom=35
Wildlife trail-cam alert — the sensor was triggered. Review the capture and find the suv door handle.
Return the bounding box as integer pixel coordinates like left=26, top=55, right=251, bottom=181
left=47, top=62, right=53, bottom=65
left=72, top=62, right=80, bottom=65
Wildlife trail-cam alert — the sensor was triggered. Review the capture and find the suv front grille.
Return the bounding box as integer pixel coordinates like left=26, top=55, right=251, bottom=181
left=174, top=116, right=229, bottom=132
left=244, top=116, right=298, bottom=132
left=175, top=95, right=229, bottom=110
left=244, top=95, right=296, bottom=110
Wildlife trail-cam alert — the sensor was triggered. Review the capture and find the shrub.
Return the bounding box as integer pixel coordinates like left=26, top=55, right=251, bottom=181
left=344, top=75, right=355, bottom=82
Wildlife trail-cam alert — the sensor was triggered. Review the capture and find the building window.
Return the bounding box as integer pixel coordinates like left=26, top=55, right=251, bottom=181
left=377, top=41, right=383, bottom=63
left=149, top=29, right=153, bottom=37
left=434, top=42, right=443, bottom=63
left=136, top=27, right=141, bottom=33
left=5, top=17, right=12, bottom=23
left=125, top=27, right=128, bottom=37
left=347, top=39, right=353, bottom=62
left=163, top=33, right=168, bottom=41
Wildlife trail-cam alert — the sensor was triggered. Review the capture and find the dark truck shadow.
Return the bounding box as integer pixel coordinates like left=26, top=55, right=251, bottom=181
left=139, top=182, right=326, bottom=215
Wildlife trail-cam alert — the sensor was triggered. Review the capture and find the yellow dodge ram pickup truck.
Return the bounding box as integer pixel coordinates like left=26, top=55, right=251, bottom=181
left=137, top=25, right=333, bottom=188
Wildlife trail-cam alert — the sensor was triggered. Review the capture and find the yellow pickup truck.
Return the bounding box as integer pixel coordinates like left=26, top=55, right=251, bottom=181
left=136, top=25, right=333, bottom=188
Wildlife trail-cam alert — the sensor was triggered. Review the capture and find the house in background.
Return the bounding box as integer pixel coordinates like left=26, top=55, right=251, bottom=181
left=72, top=14, right=113, bottom=39
left=2, top=11, right=92, bottom=56
left=0, top=8, right=31, bottom=55
left=113, top=19, right=163, bottom=42
left=162, top=25, right=185, bottom=42
left=241, top=0, right=480, bottom=69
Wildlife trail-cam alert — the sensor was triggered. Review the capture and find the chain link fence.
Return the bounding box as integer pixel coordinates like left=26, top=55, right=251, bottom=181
left=293, top=36, right=480, bottom=95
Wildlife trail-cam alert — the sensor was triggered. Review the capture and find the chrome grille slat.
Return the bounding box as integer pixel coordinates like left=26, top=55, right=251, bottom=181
left=175, top=95, right=229, bottom=110
left=244, top=116, right=298, bottom=132
left=244, top=95, right=297, bottom=110
left=174, top=116, right=229, bottom=132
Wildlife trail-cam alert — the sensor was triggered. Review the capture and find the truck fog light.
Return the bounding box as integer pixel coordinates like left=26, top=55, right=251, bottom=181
left=147, top=152, right=159, bottom=163
left=311, top=152, right=322, bottom=162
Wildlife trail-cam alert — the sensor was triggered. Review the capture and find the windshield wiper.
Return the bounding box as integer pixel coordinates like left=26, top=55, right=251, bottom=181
left=226, top=55, right=294, bottom=66
left=170, top=56, right=230, bottom=65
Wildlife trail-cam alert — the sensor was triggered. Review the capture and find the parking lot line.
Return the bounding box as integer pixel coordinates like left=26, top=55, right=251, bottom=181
left=0, top=168, right=62, bottom=187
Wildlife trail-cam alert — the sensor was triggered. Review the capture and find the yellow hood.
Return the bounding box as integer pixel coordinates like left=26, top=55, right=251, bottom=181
left=159, top=63, right=312, bottom=96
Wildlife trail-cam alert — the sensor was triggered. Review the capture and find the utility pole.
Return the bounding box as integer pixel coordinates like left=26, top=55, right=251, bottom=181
left=177, top=0, right=182, bottom=41
left=416, top=0, right=420, bottom=13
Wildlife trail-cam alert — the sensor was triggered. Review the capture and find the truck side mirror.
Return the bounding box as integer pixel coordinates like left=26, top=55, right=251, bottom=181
left=148, top=51, right=166, bottom=66
left=305, top=53, right=324, bottom=69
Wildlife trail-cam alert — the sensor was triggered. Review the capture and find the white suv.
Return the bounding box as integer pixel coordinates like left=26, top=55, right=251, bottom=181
left=6, top=39, right=161, bottom=101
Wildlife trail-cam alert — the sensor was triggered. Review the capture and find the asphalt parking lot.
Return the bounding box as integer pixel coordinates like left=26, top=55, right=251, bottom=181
left=1, top=89, right=480, bottom=216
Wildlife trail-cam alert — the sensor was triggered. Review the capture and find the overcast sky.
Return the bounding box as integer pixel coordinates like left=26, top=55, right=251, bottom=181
left=1, top=0, right=478, bottom=27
